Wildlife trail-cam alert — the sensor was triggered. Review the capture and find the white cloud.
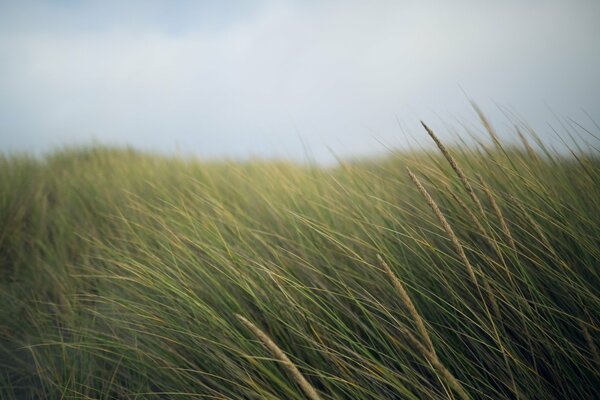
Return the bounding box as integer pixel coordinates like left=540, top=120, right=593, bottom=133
left=1, top=0, right=599, bottom=161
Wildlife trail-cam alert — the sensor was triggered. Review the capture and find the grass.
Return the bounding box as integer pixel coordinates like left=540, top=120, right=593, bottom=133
left=1, top=119, right=599, bottom=399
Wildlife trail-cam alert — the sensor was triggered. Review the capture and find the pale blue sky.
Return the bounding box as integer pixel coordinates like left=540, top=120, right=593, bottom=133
left=1, top=0, right=599, bottom=162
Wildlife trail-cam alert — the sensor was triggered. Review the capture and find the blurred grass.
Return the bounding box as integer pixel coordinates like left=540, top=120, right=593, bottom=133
left=0, top=120, right=599, bottom=399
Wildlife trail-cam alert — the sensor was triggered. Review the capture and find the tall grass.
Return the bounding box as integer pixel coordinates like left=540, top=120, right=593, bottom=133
left=1, top=119, right=599, bottom=399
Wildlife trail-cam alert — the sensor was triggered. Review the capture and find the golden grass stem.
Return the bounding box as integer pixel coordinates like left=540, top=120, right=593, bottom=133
left=407, top=168, right=478, bottom=286
left=235, top=314, right=322, bottom=400
left=470, top=101, right=501, bottom=148
left=408, top=171, right=520, bottom=399
left=399, top=326, right=471, bottom=400
left=377, top=254, right=435, bottom=356
left=378, top=253, right=479, bottom=398
left=445, top=184, right=492, bottom=246
left=516, top=126, right=538, bottom=161
left=478, top=175, right=516, bottom=251
left=421, top=121, right=485, bottom=216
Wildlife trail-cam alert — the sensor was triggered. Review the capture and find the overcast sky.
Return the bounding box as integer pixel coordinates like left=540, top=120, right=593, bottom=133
left=1, top=0, right=599, bottom=162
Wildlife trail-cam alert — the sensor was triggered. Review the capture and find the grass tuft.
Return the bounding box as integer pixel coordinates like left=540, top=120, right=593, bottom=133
left=1, top=116, right=599, bottom=399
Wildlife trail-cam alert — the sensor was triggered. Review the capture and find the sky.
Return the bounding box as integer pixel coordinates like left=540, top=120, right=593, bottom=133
left=1, top=0, right=599, bottom=163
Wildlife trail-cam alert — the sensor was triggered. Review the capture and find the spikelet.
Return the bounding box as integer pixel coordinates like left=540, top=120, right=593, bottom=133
left=397, top=324, right=471, bottom=400
left=421, top=121, right=485, bottom=216
left=516, top=126, right=537, bottom=161
left=470, top=101, right=501, bottom=148
left=407, top=168, right=478, bottom=286
left=478, top=175, right=516, bottom=251
left=377, top=254, right=435, bottom=355
left=445, top=183, right=493, bottom=248
left=236, top=314, right=322, bottom=400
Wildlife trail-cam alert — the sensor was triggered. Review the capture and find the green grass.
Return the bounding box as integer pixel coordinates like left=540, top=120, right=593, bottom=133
left=1, top=121, right=599, bottom=399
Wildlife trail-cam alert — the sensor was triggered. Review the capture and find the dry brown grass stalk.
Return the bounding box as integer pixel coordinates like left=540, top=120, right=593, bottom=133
left=516, top=126, right=538, bottom=161
left=378, top=253, right=481, bottom=398
left=398, top=325, right=471, bottom=400
left=482, top=278, right=501, bottom=321
left=444, top=184, right=519, bottom=295
left=470, top=101, right=501, bottom=148
left=408, top=169, right=515, bottom=391
left=509, top=194, right=569, bottom=270
left=407, top=168, right=478, bottom=286
left=421, top=121, right=485, bottom=216
left=478, top=175, right=516, bottom=251
left=235, top=314, right=322, bottom=400
left=377, top=254, right=435, bottom=356
left=445, top=184, right=493, bottom=246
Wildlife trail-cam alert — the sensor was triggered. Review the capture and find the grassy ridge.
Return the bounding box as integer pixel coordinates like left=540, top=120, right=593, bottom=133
left=1, top=123, right=599, bottom=399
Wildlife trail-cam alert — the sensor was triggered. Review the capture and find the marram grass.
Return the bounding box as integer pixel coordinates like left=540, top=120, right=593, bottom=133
left=1, top=120, right=599, bottom=399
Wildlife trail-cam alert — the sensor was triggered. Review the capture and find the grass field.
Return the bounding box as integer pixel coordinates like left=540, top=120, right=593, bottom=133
left=1, top=120, right=599, bottom=399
